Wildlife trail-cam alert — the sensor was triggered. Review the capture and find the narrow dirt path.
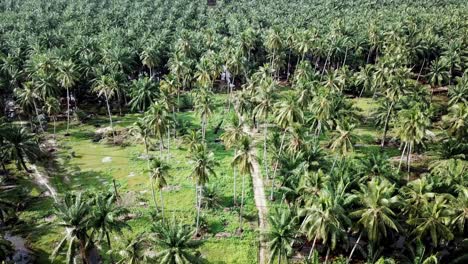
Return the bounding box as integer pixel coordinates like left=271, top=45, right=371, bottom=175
left=30, top=164, right=58, bottom=202
left=243, top=125, right=268, bottom=264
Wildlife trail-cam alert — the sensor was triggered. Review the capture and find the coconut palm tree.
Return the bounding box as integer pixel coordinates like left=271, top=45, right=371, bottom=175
left=93, top=74, right=119, bottom=139
left=408, top=195, right=454, bottom=246
left=152, top=220, right=202, bottom=264
left=232, top=135, right=257, bottom=229
left=348, top=179, right=400, bottom=262
left=189, top=144, right=218, bottom=235
left=52, top=193, right=93, bottom=264
left=450, top=187, right=468, bottom=234
left=395, top=106, right=430, bottom=176
left=140, top=44, right=160, bottom=78
left=193, top=88, right=214, bottom=141
left=271, top=95, right=304, bottom=199
left=442, top=103, right=468, bottom=141
left=90, top=193, right=129, bottom=262
left=14, top=82, right=44, bottom=131
left=130, top=117, right=152, bottom=158
left=56, top=59, right=79, bottom=134
left=265, top=208, right=297, bottom=264
left=426, top=59, right=449, bottom=89
left=220, top=114, right=246, bottom=206
left=254, top=77, right=277, bottom=180
left=148, top=159, right=170, bottom=218
left=129, top=75, right=159, bottom=112
left=301, top=187, right=350, bottom=261
left=146, top=101, right=171, bottom=158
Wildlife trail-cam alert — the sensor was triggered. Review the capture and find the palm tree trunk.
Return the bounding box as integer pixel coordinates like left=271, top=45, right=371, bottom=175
left=407, top=143, right=412, bottom=181
left=33, top=100, right=44, bottom=132
left=398, top=142, right=408, bottom=171
left=202, top=114, right=206, bottom=142
left=17, top=151, right=29, bottom=172
left=167, top=127, right=170, bottom=160
left=159, top=140, right=163, bottom=159
left=263, top=121, right=269, bottom=179
left=160, top=189, right=165, bottom=221
left=239, top=173, right=246, bottom=229
left=53, top=116, right=56, bottom=138
left=347, top=232, right=362, bottom=264
left=270, top=130, right=286, bottom=200
left=342, top=46, right=349, bottom=67
left=104, top=92, right=115, bottom=142
left=150, top=177, right=159, bottom=215
left=196, top=184, right=202, bottom=235
left=106, top=232, right=114, bottom=264
left=66, top=87, right=70, bottom=133
left=380, top=101, right=395, bottom=148
left=325, top=247, right=330, bottom=264
left=307, top=235, right=317, bottom=259
left=233, top=150, right=238, bottom=206
left=286, top=50, right=292, bottom=81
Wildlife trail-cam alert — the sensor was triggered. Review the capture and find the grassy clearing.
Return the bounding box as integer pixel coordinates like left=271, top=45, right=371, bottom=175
left=17, top=94, right=259, bottom=263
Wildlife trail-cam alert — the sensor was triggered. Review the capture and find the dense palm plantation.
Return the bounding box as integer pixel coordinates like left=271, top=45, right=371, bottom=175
left=0, top=0, right=467, bottom=263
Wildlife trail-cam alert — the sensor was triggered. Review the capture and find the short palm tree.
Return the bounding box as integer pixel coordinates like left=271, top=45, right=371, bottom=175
left=146, top=101, right=171, bottom=158
left=1, top=125, right=42, bottom=172
left=52, top=193, right=93, bottom=264
left=152, top=220, right=201, bottom=264
left=148, top=159, right=170, bottom=218
left=117, top=234, right=151, bottom=264
left=408, top=195, right=454, bottom=246
left=265, top=208, right=297, bottom=264
left=91, top=193, right=129, bottom=262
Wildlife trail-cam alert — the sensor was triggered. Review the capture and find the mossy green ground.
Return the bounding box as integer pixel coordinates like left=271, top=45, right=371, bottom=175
left=17, top=94, right=258, bottom=263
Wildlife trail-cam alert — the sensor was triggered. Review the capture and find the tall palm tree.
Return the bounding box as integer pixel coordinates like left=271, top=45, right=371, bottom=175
left=265, top=208, right=297, bottom=264
left=189, top=144, right=218, bottom=235
left=52, top=193, right=93, bottom=264
left=194, top=88, right=214, bottom=141
left=395, top=106, right=430, bottom=176
left=93, top=74, right=119, bottom=140
left=152, top=220, right=201, bottom=264
left=146, top=101, right=171, bottom=158
left=14, top=82, right=44, bottom=132
left=220, top=114, right=246, bottom=206
left=232, top=135, right=257, bottom=229
left=148, top=159, right=170, bottom=218
left=56, top=60, right=79, bottom=134
left=271, top=95, right=304, bottom=200
left=130, top=117, right=152, bottom=158
left=254, top=77, right=277, bottom=180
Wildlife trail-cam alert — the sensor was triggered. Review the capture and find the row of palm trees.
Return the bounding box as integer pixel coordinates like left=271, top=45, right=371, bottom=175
left=50, top=191, right=203, bottom=264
